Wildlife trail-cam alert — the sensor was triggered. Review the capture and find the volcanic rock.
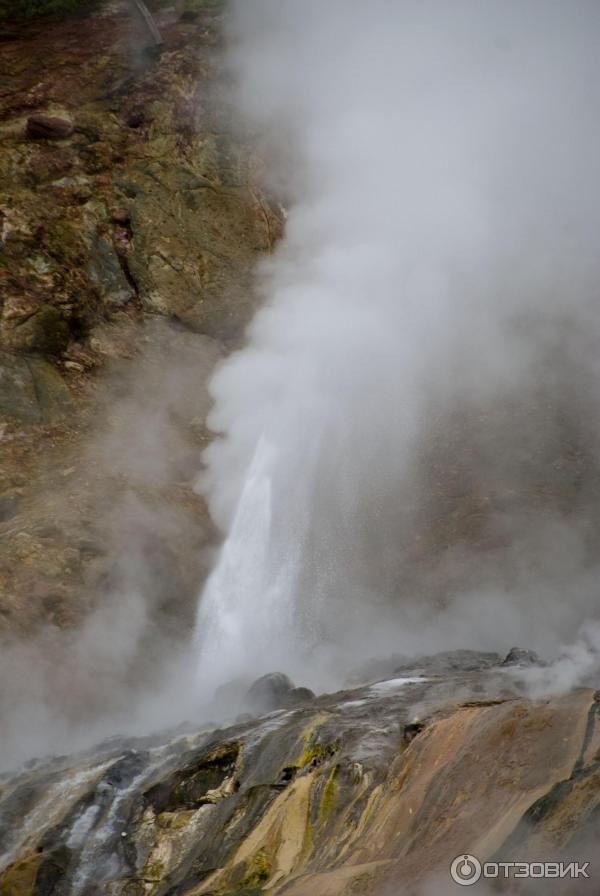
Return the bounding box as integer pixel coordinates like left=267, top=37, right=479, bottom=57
left=26, top=114, right=74, bottom=140
left=244, top=671, right=296, bottom=713
left=1, top=666, right=599, bottom=895
left=502, top=646, right=542, bottom=666
left=394, top=648, right=502, bottom=677
left=0, top=351, right=71, bottom=424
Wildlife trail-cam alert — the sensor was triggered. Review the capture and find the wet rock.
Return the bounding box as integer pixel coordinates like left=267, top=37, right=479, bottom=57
left=33, top=844, right=73, bottom=896
left=101, top=750, right=148, bottom=790
left=288, top=686, right=316, bottom=705
left=394, top=649, right=502, bottom=676
left=1, top=674, right=599, bottom=896
left=403, top=720, right=425, bottom=743
left=144, top=742, right=239, bottom=812
left=26, top=114, right=74, bottom=140
left=502, top=646, right=541, bottom=666
left=245, top=672, right=295, bottom=713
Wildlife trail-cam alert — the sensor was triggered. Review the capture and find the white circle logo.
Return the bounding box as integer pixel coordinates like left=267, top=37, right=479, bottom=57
left=450, top=854, right=482, bottom=886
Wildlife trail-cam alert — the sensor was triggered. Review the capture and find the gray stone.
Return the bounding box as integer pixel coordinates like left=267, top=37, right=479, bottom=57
left=1, top=305, right=70, bottom=356
left=394, top=649, right=502, bottom=677
left=244, top=672, right=295, bottom=713
left=0, top=352, right=71, bottom=423
left=0, top=494, right=20, bottom=522
left=288, top=686, right=315, bottom=705
left=501, top=647, right=541, bottom=667
left=87, top=234, right=134, bottom=306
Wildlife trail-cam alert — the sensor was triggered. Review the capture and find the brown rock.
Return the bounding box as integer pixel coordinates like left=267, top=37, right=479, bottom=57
left=1, top=304, right=71, bottom=356
left=26, top=114, right=74, bottom=141
left=109, top=206, right=131, bottom=225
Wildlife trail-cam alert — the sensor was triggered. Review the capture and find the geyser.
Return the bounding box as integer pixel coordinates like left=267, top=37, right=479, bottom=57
left=195, top=0, right=600, bottom=693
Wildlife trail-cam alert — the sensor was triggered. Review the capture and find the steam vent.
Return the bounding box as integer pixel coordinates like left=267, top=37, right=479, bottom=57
left=1, top=1, right=600, bottom=894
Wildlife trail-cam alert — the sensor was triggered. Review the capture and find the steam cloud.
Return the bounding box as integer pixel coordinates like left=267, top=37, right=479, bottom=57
left=3, top=0, right=600, bottom=773
left=0, top=322, right=218, bottom=771
left=196, top=0, right=600, bottom=692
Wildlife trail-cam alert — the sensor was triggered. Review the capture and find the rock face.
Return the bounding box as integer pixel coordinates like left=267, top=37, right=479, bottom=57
left=0, top=351, right=71, bottom=424
left=1, top=657, right=599, bottom=894
left=0, top=0, right=281, bottom=638
left=0, top=0, right=281, bottom=360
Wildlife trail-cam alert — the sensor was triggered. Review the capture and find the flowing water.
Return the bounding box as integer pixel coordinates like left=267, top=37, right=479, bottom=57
left=195, top=438, right=303, bottom=693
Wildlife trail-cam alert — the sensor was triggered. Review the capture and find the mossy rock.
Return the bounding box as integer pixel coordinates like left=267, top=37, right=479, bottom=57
left=0, top=352, right=71, bottom=423
left=238, top=849, right=270, bottom=888
left=318, top=765, right=339, bottom=823
left=0, top=0, right=100, bottom=22
left=144, top=742, right=239, bottom=812
left=1, top=306, right=70, bottom=356
left=218, top=849, right=271, bottom=895
left=0, top=852, right=42, bottom=896
left=298, top=739, right=338, bottom=770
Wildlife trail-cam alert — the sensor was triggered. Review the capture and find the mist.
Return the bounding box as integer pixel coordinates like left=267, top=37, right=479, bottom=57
left=3, top=0, right=600, bottom=775
left=0, top=321, right=219, bottom=772
left=195, top=0, right=600, bottom=692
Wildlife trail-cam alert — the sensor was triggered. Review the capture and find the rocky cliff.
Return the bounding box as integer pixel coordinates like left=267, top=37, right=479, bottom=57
left=0, top=0, right=281, bottom=638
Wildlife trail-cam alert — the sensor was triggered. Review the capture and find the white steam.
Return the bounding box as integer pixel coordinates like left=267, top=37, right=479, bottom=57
left=195, top=0, right=600, bottom=692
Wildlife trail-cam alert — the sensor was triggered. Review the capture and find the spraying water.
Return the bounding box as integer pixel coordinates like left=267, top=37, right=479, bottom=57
left=195, top=0, right=600, bottom=696
left=195, top=437, right=303, bottom=690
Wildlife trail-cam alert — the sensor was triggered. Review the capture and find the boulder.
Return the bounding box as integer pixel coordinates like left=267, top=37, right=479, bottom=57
left=1, top=305, right=70, bottom=356
left=26, top=114, right=74, bottom=140
left=244, top=672, right=295, bottom=713
left=502, top=647, right=541, bottom=666
left=288, top=686, right=315, bottom=705
left=0, top=352, right=71, bottom=424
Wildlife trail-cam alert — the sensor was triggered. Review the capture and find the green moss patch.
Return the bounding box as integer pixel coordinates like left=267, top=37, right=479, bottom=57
left=0, top=0, right=101, bottom=22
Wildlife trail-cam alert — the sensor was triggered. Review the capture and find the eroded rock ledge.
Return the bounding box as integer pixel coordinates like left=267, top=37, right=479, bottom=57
left=1, top=652, right=599, bottom=895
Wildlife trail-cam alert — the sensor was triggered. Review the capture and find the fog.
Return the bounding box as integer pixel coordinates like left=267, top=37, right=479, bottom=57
left=0, top=321, right=219, bottom=771
left=195, top=0, right=600, bottom=692
left=3, top=0, right=600, bottom=773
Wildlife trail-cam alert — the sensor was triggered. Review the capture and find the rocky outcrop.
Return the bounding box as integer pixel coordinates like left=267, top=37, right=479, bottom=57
left=244, top=673, right=316, bottom=714
left=0, top=351, right=71, bottom=424
left=0, top=1, right=280, bottom=354
left=0, top=654, right=598, bottom=894
left=0, top=0, right=281, bottom=636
